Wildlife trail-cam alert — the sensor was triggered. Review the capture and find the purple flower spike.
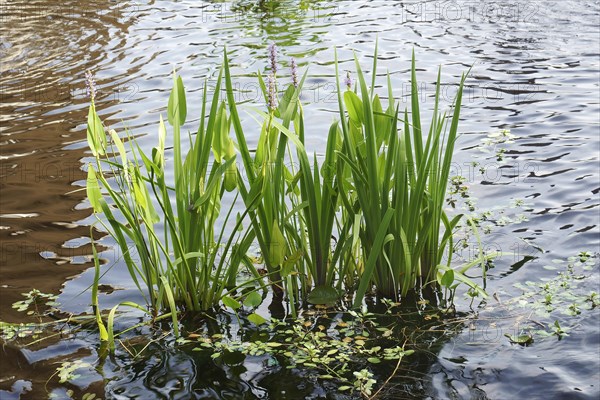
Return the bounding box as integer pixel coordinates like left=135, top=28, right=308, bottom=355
left=268, top=42, right=278, bottom=74
left=291, top=58, right=298, bottom=88
left=86, top=70, right=97, bottom=101
left=267, top=73, right=278, bottom=111
left=344, top=71, right=352, bottom=90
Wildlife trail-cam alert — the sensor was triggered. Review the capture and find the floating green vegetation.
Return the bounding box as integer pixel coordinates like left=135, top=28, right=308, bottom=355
left=12, top=289, right=59, bottom=317
left=479, top=129, right=518, bottom=162
left=0, top=320, right=46, bottom=341
left=49, top=392, right=98, bottom=400
left=169, top=299, right=469, bottom=398
left=186, top=310, right=413, bottom=398
left=511, top=252, right=597, bottom=317
left=1, top=290, right=66, bottom=341
left=484, top=251, right=598, bottom=343
left=55, top=360, right=93, bottom=384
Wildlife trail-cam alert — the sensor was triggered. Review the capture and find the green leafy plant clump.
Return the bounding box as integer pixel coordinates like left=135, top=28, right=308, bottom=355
left=86, top=45, right=491, bottom=343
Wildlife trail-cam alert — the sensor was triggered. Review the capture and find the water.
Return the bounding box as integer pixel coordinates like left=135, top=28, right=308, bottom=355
left=1, top=0, right=599, bottom=398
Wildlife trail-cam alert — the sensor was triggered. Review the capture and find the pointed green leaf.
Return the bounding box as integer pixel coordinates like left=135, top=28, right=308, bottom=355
left=212, top=102, right=228, bottom=162
left=109, top=129, right=127, bottom=173
left=154, top=115, right=167, bottom=168
left=167, top=74, right=187, bottom=126
left=344, top=91, right=363, bottom=124
left=159, top=276, right=179, bottom=337
left=248, top=313, right=267, bottom=325
left=222, top=296, right=241, bottom=310
left=193, top=157, right=235, bottom=208
left=281, top=249, right=303, bottom=278
left=86, top=165, right=103, bottom=213
left=224, top=139, right=237, bottom=191
left=269, top=221, right=287, bottom=266
left=86, top=104, right=106, bottom=156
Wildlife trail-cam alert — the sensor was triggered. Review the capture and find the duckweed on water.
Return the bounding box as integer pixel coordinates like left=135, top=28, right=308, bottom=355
left=11, top=289, right=59, bottom=317
left=182, top=307, right=418, bottom=398
left=482, top=252, right=598, bottom=343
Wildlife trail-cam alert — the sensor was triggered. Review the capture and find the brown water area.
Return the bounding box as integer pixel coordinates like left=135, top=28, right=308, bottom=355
left=0, top=1, right=133, bottom=322
left=0, top=3, right=138, bottom=396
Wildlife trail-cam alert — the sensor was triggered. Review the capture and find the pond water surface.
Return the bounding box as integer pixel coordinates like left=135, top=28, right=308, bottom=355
left=1, top=1, right=599, bottom=399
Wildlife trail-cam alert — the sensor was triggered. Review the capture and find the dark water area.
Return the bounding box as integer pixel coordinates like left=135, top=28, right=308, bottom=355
left=1, top=1, right=599, bottom=399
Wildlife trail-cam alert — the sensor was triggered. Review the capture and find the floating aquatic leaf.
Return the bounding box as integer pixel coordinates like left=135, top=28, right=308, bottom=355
left=307, top=285, right=340, bottom=305
left=243, top=291, right=263, bottom=308
left=222, top=296, right=241, bottom=310
left=248, top=313, right=267, bottom=325
left=504, top=333, right=534, bottom=345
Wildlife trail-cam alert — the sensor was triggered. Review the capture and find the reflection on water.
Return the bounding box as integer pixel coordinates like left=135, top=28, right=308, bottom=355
left=0, top=0, right=142, bottom=322
left=1, top=0, right=599, bottom=399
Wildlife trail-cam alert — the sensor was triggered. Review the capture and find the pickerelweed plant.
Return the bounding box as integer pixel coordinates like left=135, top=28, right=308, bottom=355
left=225, top=45, right=353, bottom=311
left=86, top=47, right=490, bottom=339
left=86, top=64, right=249, bottom=319
left=334, top=46, right=489, bottom=306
